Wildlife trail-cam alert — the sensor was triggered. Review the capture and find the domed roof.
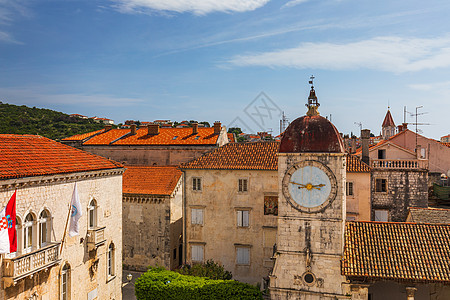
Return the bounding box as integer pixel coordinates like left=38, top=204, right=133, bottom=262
left=279, top=77, right=344, bottom=153
left=279, top=115, right=344, bottom=153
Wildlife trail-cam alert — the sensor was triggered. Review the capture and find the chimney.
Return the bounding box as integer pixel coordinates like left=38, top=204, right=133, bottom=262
left=148, top=123, right=159, bottom=135
left=131, top=124, right=137, bottom=135
left=351, top=136, right=357, bottom=154
left=192, top=123, right=198, bottom=135
left=105, top=125, right=112, bottom=131
left=361, top=129, right=370, bottom=166
left=398, top=125, right=403, bottom=132
left=214, top=121, right=221, bottom=134
left=402, top=122, right=408, bottom=130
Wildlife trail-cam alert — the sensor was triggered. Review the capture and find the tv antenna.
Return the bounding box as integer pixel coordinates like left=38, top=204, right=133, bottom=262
left=405, top=105, right=430, bottom=151
left=280, top=111, right=289, bottom=135
left=354, top=122, right=362, bottom=133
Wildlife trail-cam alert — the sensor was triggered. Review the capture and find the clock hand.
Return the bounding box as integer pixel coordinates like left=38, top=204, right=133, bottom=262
left=289, top=181, right=307, bottom=187
left=311, top=184, right=325, bottom=190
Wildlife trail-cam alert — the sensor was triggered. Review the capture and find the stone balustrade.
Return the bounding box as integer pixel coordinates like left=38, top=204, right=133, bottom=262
left=371, top=159, right=428, bottom=170
left=87, top=226, right=106, bottom=251
left=3, top=242, right=61, bottom=287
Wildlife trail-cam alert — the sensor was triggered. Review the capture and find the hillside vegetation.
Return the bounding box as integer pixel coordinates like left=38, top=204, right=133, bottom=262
left=0, top=102, right=105, bottom=141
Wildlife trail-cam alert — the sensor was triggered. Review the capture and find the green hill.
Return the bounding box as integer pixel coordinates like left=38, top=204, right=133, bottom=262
left=0, top=102, right=107, bottom=141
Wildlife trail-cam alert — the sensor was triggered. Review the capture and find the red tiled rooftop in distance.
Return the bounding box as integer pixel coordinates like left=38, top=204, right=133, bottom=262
left=123, top=166, right=182, bottom=196
left=343, top=221, right=450, bottom=282
left=182, top=142, right=279, bottom=170
left=61, top=129, right=105, bottom=141
left=0, top=135, right=123, bottom=180
left=346, top=154, right=371, bottom=173
left=83, top=128, right=130, bottom=145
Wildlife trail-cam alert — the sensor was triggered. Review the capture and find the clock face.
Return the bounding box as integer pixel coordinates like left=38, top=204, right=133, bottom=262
left=282, top=160, right=337, bottom=213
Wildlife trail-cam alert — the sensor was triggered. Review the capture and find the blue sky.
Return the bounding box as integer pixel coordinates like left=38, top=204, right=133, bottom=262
left=1, top=0, right=449, bottom=139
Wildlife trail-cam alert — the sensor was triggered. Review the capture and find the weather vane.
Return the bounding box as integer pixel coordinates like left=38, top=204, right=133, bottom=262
left=309, top=75, right=315, bottom=87
left=306, top=75, right=320, bottom=116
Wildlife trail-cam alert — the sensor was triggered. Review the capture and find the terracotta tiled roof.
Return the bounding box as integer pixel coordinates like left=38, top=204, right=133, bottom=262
left=342, top=221, right=450, bottom=283
left=0, top=135, right=123, bottom=180
left=123, top=166, right=182, bottom=196
left=382, top=110, right=395, bottom=127
left=407, top=207, right=450, bottom=224
left=182, top=142, right=279, bottom=170
left=61, top=129, right=105, bottom=141
left=346, top=154, right=370, bottom=173
left=65, top=127, right=220, bottom=146
left=441, top=142, right=450, bottom=148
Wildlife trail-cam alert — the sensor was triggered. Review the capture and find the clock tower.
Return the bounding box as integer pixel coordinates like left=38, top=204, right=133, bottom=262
left=270, top=78, right=347, bottom=299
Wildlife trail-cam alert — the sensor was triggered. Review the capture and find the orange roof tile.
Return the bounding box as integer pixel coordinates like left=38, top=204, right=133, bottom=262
left=61, top=129, right=105, bottom=141
left=182, top=142, right=279, bottom=170
left=441, top=142, right=450, bottom=148
left=343, top=221, right=450, bottom=283
left=123, top=166, right=182, bottom=196
left=0, top=135, right=123, bottom=180
left=347, top=154, right=371, bottom=172
left=66, top=127, right=220, bottom=146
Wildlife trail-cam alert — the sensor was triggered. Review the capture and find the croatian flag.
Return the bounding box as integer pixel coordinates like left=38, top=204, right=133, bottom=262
left=0, top=191, right=17, bottom=254
left=68, top=183, right=82, bottom=237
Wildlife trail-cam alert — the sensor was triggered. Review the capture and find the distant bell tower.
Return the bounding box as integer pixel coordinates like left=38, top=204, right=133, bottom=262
left=382, top=108, right=396, bottom=140
left=270, top=77, right=347, bottom=299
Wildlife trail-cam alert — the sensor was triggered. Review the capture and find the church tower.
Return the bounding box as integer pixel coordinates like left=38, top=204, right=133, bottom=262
left=381, top=108, right=396, bottom=140
left=269, top=78, right=347, bottom=299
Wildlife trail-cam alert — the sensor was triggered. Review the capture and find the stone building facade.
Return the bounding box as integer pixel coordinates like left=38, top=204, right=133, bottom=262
left=182, top=142, right=279, bottom=285
left=0, top=135, right=124, bottom=300
left=371, top=168, right=428, bottom=222
left=122, top=166, right=183, bottom=271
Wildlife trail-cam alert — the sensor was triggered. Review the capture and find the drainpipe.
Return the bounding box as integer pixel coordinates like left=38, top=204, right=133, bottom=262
left=182, top=170, right=187, bottom=265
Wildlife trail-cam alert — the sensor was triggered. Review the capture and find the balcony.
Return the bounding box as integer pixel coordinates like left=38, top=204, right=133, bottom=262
left=87, top=226, right=106, bottom=251
left=371, top=159, right=428, bottom=170
left=3, top=242, right=61, bottom=287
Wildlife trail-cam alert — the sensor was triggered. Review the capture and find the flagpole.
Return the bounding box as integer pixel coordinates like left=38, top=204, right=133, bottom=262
left=60, top=192, right=73, bottom=255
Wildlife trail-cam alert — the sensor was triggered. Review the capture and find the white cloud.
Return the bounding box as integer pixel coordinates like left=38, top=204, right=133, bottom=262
left=409, top=81, right=450, bottom=94
left=228, top=36, right=450, bottom=73
left=281, top=0, right=309, bottom=9
left=111, top=0, right=270, bottom=15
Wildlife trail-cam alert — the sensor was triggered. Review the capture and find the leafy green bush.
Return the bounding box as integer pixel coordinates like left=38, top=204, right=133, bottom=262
left=177, top=260, right=232, bottom=280
left=135, top=267, right=262, bottom=300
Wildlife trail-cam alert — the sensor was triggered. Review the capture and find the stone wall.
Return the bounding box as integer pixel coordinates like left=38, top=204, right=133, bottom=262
left=0, top=170, right=123, bottom=300
left=122, top=177, right=183, bottom=271
left=371, top=169, right=428, bottom=222
left=184, top=168, right=278, bottom=285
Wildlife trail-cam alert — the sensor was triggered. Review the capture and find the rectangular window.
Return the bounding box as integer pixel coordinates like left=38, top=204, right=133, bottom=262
left=375, top=179, right=387, bottom=192
left=236, top=247, right=250, bottom=265
left=238, top=179, right=248, bottom=192
left=191, top=208, right=203, bottom=225
left=346, top=182, right=354, bottom=196
left=374, top=210, right=388, bottom=222
left=237, top=210, right=249, bottom=227
left=173, top=248, right=177, bottom=260
left=378, top=149, right=386, bottom=159
left=192, top=177, right=202, bottom=191
left=191, top=245, right=204, bottom=262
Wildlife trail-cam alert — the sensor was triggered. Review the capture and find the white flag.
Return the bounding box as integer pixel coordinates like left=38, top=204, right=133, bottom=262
left=68, top=183, right=82, bottom=237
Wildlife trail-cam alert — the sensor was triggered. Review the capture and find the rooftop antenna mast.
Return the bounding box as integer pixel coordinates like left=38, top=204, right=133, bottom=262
left=354, top=122, right=362, bottom=135
left=280, top=111, right=289, bottom=135
left=407, top=105, right=430, bottom=152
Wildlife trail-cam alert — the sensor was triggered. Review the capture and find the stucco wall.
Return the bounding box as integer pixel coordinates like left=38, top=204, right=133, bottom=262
left=346, top=172, right=371, bottom=221
left=184, top=168, right=278, bottom=285
left=0, top=172, right=123, bottom=300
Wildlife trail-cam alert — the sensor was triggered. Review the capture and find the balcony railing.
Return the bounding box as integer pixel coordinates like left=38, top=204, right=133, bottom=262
left=3, top=242, right=61, bottom=287
left=87, top=226, right=106, bottom=251
left=371, top=159, right=428, bottom=170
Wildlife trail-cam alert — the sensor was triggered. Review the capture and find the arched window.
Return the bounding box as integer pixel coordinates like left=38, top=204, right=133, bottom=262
left=61, top=263, right=71, bottom=300
left=88, top=200, right=97, bottom=229
left=39, top=209, right=51, bottom=247
left=23, top=213, right=35, bottom=254
left=108, top=243, right=115, bottom=277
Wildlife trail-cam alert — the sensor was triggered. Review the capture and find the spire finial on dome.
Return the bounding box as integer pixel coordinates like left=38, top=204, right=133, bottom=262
left=306, top=75, right=320, bottom=116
